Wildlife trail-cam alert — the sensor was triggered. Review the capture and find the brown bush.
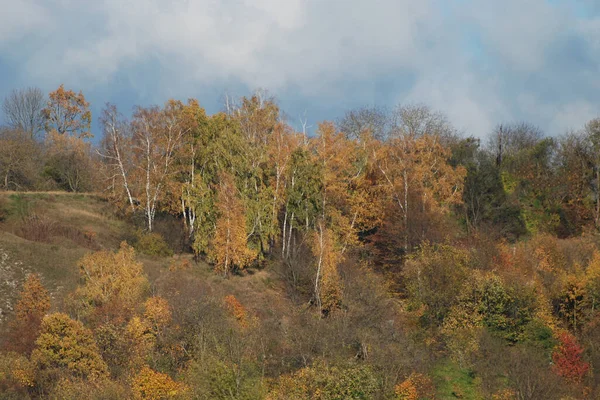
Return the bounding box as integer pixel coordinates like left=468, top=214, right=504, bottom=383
left=18, top=214, right=99, bottom=249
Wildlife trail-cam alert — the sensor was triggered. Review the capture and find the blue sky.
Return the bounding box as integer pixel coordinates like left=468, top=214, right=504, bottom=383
left=0, top=0, right=599, bottom=140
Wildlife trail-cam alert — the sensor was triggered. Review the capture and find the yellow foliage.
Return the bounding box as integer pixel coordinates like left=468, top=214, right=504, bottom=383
left=125, top=316, right=156, bottom=369
left=211, top=173, right=257, bottom=274
left=144, top=296, right=172, bottom=332
left=131, top=366, right=187, bottom=400
left=310, top=225, right=343, bottom=315
left=31, top=312, right=109, bottom=380
left=0, top=352, right=35, bottom=388
left=492, top=388, right=517, bottom=400
left=15, top=273, right=50, bottom=321
left=72, top=242, right=149, bottom=321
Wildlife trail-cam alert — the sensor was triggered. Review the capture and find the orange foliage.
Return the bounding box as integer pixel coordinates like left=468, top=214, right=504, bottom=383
left=211, top=173, right=257, bottom=274
left=144, top=296, right=172, bottom=332
left=310, top=224, right=343, bottom=316
left=394, top=372, right=435, bottom=400
left=5, top=274, right=50, bottom=354
left=224, top=294, right=249, bottom=328
left=131, top=366, right=187, bottom=400
left=43, top=84, right=92, bottom=138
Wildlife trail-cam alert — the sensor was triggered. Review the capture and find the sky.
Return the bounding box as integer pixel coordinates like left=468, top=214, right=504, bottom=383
left=0, top=0, right=599, bottom=139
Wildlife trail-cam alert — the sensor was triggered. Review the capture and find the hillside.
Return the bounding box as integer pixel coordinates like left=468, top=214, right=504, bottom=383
left=2, top=90, right=600, bottom=399
left=0, top=192, right=497, bottom=399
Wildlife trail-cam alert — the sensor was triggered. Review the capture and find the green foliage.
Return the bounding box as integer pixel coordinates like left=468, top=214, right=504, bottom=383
left=286, top=148, right=324, bottom=232
left=134, top=229, right=174, bottom=257
left=403, top=243, right=471, bottom=325
left=456, top=273, right=537, bottom=343
left=185, top=358, right=265, bottom=400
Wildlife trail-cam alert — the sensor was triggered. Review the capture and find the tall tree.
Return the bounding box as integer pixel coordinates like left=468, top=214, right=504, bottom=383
left=1, top=87, right=45, bottom=139
left=42, top=84, right=92, bottom=138
left=210, top=173, right=257, bottom=275
left=131, top=100, right=190, bottom=231
left=98, top=103, right=136, bottom=212
left=337, top=106, right=390, bottom=141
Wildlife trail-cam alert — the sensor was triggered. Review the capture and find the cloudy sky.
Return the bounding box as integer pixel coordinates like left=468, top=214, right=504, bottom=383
left=0, top=0, right=599, bottom=138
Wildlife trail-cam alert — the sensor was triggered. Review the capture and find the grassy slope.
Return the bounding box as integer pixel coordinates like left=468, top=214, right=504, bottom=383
left=0, top=193, right=129, bottom=320
left=0, top=192, right=486, bottom=398
left=0, top=192, right=283, bottom=328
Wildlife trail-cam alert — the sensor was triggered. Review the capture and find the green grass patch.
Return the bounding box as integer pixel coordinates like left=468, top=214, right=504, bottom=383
left=432, top=360, right=483, bottom=400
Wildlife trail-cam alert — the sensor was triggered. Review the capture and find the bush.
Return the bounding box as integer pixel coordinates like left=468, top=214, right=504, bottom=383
left=133, top=230, right=174, bottom=257
left=17, top=214, right=99, bottom=248
left=19, top=214, right=57, bottom=243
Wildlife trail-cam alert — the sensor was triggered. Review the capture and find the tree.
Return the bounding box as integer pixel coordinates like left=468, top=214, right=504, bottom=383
left=0, top=127, right=42, bottom=190
left=395, top=373, right=435, bottom=400
left=337, top=106, right=390, bottom=141
left=210, top=173, right=257, bottom=275
left=44, top=130, right=97, bottom=192
left=42, top=84, right=92, bottom=138
left=310, top=223, right=343, bottom=316
left=552, top=332, right=590, bottom=384
left=71, top=242, right=149, bottom=323
left=267, top=361, right=379, bottom=400
left=2, top=87, right=45, bottom=139
left=98, top=103, right=136, bottom=212
left=131, top=101, right=190, bottom=231
left=488, top=122, right=543, bottom=167
left=131, top=366, right=187, bottom=400
left=391, top=103, right=456, bottom=141
left=4, top=274, right=50, bottom=354
left=31, top=312, right=109, bottom=379
left=375, top=133, right=465, bottom=251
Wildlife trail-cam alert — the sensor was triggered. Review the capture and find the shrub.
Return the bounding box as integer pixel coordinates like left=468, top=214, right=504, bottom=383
left=134, top=230, right=173, bottom=257
left=19, top=214, right=57, bottom=243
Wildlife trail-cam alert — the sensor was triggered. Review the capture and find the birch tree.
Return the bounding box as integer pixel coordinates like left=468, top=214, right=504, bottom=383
left=131, top=101, right=189, bottom=231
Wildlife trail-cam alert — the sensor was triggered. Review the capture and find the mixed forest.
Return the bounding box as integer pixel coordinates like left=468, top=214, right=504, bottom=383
left=1, top=85, right=600, bottom=399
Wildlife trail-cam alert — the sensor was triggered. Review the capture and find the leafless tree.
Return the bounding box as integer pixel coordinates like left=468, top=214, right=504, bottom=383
left=1, top=87, right=45, bottom=139
left=390, top=103, right=456, bottom=141
left=337, top=106, right=390, bottom=141
left=97, top=103, right=136, bottom=212
left=488, top=122, right=544, bottom=166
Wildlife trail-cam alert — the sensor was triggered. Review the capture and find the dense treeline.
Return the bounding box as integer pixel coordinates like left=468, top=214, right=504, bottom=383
left=2, top=85, right=600, bottom=398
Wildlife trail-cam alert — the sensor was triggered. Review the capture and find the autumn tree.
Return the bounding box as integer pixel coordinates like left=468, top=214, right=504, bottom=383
left=32, top=312, right=109, bottom=380
left=2, top=87, right=45, bottom=139
left=267, top=361, right=379, bottom=399
left=0, top=127, right=42, bottom=190
left=4, top=274, right=50, bottom=354
left=131, top=366, right=187, bottom=400
left=131, top=101, right=190, bottom=231
left=375, top=132, right=465, bottom=252
left=98, top=103, right=136, bottom=211
left=44, top=130, right=97, bottom=192
left=210, top=173, right=257, bottom=275
left=42, top=84, right=92, bottom=139
left=552, top=331, right=590, bottom=384
left=311, top=223, right=343, bottom=316
left=71, top=242, right=149, bottom=323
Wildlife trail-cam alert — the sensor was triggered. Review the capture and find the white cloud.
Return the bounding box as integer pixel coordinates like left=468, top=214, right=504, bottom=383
left=0, top=0, right=599, bottom=137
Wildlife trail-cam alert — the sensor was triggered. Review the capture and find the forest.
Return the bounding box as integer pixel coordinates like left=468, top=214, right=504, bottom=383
left=0, top=85, right=600, bottom=399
